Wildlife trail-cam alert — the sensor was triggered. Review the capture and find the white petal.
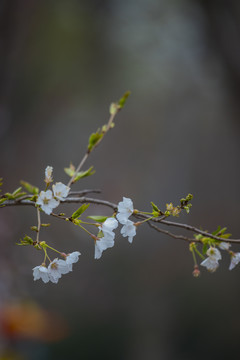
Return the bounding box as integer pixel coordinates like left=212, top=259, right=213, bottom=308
left=66, top=251, right=81, bottom=264
left=218, top=242, right=231, bottom=251
left=229, top=253, right=240, bottom=270
left=200, top=257, right=219, bottom=272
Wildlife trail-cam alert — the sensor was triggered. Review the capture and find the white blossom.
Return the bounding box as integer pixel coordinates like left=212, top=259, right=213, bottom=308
left=200, top=257, right=219, bottom=272
left=95, top=218, right=118, bottom=259
left=120, top=219, right=136, bottom=244
left=45, top=166, right=53, bottom=184
left=95, top=232, right=115, bottom=260
left=52, top=182, right=70, bottom=201
left=200, top=247, right=221, bottom=272
left=229, top=252, right=240, bottom=270
left=100, top=217, right=118, bottom=236
left=116, top=197, right=134, bottom=224
left=36, top=190, right=59, bottom=215
left=65, top=251, right=81, bottom=270
left=48, top=258, right=71, bottom=283
left=218, top=242, right=231, bottom=251
left=206, top=247, right=222, bottom=261
left=33, top=265, right=49, bottom=283
left=66, top=251, right=81, bottom=265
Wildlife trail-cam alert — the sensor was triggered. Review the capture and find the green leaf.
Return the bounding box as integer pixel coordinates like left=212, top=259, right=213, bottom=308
left=4, top=187, right=26, bottom=200
left=118, top=91, right=131, bottom=108
left=73, top=166, right=95, bottom=183
left=64, top=163, right=76, bottom=177
left=87, top=215, right=108, bottom=223
left=212, top=226, right=221, bottom=235
left=151, top=202, right=160, bottom=212
left=16, top=235, right=33, bottom=246
left=88, top=131, right=103, bottom=152
left=71, top=204, right=90, bottom=219
left=0, top=198, right=7, bottom=205
left=20, top=181, right=39, bottom=194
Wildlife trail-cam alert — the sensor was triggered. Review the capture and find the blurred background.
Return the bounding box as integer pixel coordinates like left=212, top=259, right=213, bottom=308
left=0, top=0, right=240, bottom=358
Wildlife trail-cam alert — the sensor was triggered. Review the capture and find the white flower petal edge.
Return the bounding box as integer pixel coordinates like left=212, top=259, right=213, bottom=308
left=66, top=251, right=81, bottom=265
left=100, top=217, right=118, bottom=235
left=94, top=233, right=115, bottom=260
left=116, top=197, right=134, bottom=224
left=33, top=265, right=49, bottom=283
left=36, top=190, right=60, bottom=215
left=218, top=242, right=231, bottom=251
left=95, top=218, right=118, bottom=260
left=229, top=253, right=240, bottom=270
left=120, top=219, right=136, bottom=244
left=52, top=182, right=70, bottom=201
left=200, top=257, right=219, bottom=272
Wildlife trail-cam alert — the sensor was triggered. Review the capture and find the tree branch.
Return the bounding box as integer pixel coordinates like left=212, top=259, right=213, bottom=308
left=2, top=195, right=240, bottom=244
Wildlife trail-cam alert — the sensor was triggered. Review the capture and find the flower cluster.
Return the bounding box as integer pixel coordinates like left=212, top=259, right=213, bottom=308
left=36, top=167, right=70, bottom=215
left=117, top=197, right=136, bottom=243
left=94, top=197, right=137, bottom=260
left=33, top=251, right=80, bottom=284
left=200, top=242, right=237, bottom=273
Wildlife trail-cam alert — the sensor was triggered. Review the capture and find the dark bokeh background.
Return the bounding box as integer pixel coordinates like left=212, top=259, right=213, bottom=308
left=1, top=0, right=240, bottom=359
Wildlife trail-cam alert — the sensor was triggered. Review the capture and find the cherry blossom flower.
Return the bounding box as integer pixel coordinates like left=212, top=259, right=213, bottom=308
left=206, top=247, right=222, bottom=261
left=200, top=247, right=222, bottom=272
left=218, top=242, right=231, bottom=251
left=100, top=217, right=118, bottom=236
left=52, top=182, right=70, bottom=201
left=95, top=233, right=115, bottom=259
left=36, top=190, right=59, bottom=215
left=66, top=251, right=81, bottom=265
left=200, top=257, right=219, bottom=272
left=44, top=166, right=53, bottom=185
left=32, top=265, right=49, bottom=283
left=116, top=197, right=134, bottom=224
left=229, top=252, right=240, bottom=270
left=120, top=219, right=136, bottom=243
left=65, top=251, right=81, bottom=270
left=48, top=258, right=72, bottom=284
left=95, top=218, right=118, bottom=259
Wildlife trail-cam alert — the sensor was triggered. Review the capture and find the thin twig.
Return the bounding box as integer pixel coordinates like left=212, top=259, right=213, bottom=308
left=36, top=207, right=41, bottom=244
left=69, top=189, right=101, bottom=196
left=67, top=109, right=120, bottom=187
left=147, top=222, right=196, bottom=242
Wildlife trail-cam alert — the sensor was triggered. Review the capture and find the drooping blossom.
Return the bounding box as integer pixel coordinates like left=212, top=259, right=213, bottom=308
left=47, top=258, right=72, bottom=284
left=32, top=265, right=49, bottom=283
left=120, top=219, right=136, bottom=243
left=229, top=252, right=240, bottom=270
left=52, top=182, right=70, bottom=201
left=116, top=197, right=134, bottom=224
left=66, top=251, right=81, bottom=265
left=218, top=242, right=231, bottom=251
left=95, top=217, right=118, bottom=259
left=65, top=251, right=81, bottom=270
left=36, top=190, right=59, bottom=215
left=200, top=247, right=221, bottom=272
